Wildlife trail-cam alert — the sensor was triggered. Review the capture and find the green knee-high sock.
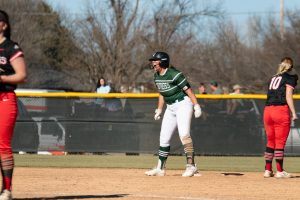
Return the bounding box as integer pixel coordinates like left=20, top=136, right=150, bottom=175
left=157, top=146, right=170, bottom=169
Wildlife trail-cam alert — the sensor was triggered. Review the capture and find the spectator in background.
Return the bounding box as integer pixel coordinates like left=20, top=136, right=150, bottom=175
left=198, top=82, right=207, bottom=94
left=120, top=84, right=129, bottom=93
left=105, top=83, right=122, bottom=112
left=96, top=77, right=111, bottom=94
left=0, top=10, right=27, bottom=200
left=206, top=81, right=224, bottom=112
left=227, top=84, right=244, bottom=115
left=209, top=81, right=223, bottom=94
left=197, top=83, right=208, bottom=119
left=232, top=84, right=242, bottom=94
left=95, top=77, right=111, bottom=107
left=131, top=83, right=141, bottom=93
left=139, top=84, right=145, bottom=93
left=222, top=86, right=229, bottom=94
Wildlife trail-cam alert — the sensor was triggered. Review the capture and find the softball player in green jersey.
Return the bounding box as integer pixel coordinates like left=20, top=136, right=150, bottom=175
left=145, top=52, right=202, bottom=177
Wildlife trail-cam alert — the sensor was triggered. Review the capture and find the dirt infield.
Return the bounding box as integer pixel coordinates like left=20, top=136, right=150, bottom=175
left=13, top=168, right=300, bottom=200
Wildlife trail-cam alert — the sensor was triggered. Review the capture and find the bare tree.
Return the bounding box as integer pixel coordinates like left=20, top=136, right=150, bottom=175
left=72, top=0, right=222, bottom=91
left=142, top=0, right=221, bottom=63
left=0, top=0, right=87, bottom=91
left=7, top=0, right=300, bottom=93
left=73, top=0, right=147, bottom=91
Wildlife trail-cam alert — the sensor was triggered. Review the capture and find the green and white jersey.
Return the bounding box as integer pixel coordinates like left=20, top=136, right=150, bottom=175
left=154, top=67, right=191, bottom=104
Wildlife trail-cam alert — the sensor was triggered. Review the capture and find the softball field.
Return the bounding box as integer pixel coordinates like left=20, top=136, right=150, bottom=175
left=12, top=154, right=300, bottom=200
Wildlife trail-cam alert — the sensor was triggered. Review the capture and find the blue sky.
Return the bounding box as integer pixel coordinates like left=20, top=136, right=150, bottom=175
left=222, top=0, right=300, bottom=13
left=220, top=0, right=300, bottom=23
left=47, top=0, right=300, bottom=14
left=47, top=0, right=300, bottom=26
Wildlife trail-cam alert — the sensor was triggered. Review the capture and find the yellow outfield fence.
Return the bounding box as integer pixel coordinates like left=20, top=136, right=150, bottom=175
left=16, top=92, right=159, bottom=98
left=14, top=92, right=300, bottom=99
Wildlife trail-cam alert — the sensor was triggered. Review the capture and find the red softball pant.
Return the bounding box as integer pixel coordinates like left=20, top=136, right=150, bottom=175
left=263, top=105, right=290, bottom=149
left=0, top=92, right=17, bottom=155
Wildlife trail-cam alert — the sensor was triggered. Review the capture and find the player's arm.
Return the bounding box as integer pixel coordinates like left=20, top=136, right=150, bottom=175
left=286, top=85, right=297, bottom=121
left=157, top=94, right=164, bottom=110
left=184, top=88, right=198, bottom=106
left=154, top=94, right=165, bottom=120
left=174, top=72, right=201, bottom=118
left=184, top=88, right=202, bottom=118
left=0, top=56, right=27, bottom=84
left=173, top=72, right=196, bottom=105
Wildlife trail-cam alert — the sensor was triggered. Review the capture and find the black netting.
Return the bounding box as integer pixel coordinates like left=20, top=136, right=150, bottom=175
left=13, top=97, right=300, bottom=155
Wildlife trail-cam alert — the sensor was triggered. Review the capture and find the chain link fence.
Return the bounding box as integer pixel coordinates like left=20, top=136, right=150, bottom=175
left=12, top=93, right=300, bottom=155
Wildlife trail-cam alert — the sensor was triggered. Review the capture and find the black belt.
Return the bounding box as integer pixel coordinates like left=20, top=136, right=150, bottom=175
left=0, top=84, right=16, bottom=91
left=266, top=104, right=287, bottom=106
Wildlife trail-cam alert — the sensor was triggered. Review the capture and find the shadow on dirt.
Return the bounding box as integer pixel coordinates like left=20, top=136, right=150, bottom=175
left=15, top=194, right=128, bottom=199
left=221, top=172, right=244, bottom=176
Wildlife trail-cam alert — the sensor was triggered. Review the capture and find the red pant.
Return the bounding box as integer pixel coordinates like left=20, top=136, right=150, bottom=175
left=263, top=105, right=290, bottom=149
left=0, top=92, right=17, bottom=154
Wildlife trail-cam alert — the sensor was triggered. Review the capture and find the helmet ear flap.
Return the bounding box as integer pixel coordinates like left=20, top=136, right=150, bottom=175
left=159, top=55, right=169, bottom=68
left=160, top=62, right=168, bottom=68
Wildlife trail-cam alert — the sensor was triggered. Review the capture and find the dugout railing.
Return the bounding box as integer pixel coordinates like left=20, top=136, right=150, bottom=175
left=13, top=92, right=300, bottom=155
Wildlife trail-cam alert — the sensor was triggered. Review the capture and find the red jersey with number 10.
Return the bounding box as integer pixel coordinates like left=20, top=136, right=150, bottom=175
left=265, top=71, right=298, bottom=106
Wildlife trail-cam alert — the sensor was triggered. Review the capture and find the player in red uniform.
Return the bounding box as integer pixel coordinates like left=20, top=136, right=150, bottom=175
left=0, top=10, right=27, bottom=199
left=263, top=57, right=298, bottom=178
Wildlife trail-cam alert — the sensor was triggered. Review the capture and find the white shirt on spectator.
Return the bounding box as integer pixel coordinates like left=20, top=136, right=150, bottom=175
left=96, top=85, right=111, bottom=94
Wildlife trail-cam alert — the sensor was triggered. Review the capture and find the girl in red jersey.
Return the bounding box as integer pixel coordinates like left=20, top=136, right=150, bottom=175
left=0, top=10, right=27, bottom=199
left=263, top=57, right=298, bottom=178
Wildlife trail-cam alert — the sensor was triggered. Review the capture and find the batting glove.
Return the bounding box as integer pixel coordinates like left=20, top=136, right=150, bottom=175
left=154, top=108, right=162, bottom=120
left=194, top=104, right=202, bottom=118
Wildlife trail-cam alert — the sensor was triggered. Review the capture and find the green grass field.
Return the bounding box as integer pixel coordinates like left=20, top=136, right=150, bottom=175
left=14, top=154, right=300, bottom=172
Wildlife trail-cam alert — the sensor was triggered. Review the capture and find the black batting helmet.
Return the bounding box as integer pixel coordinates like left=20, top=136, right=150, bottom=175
left=149, top=52, right=170, bottom=68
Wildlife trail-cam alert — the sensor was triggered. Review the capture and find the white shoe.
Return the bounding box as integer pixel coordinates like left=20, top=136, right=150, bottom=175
left=275, top=171, right=293, bottom=178
left=182, top=164, right=198, bottom=177
left=145, top=168, right=165, bottom=176
left=263, top=170, right=274, bottom=178
left=0, top=190, right=12, bottom=200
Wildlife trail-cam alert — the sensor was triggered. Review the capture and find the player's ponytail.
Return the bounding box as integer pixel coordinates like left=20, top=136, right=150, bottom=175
left=276, top=57, right=294, bottom=75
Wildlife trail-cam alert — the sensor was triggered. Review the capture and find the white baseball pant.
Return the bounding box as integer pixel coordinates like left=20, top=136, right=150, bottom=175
left=159, top=96, right=193, bottom=147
